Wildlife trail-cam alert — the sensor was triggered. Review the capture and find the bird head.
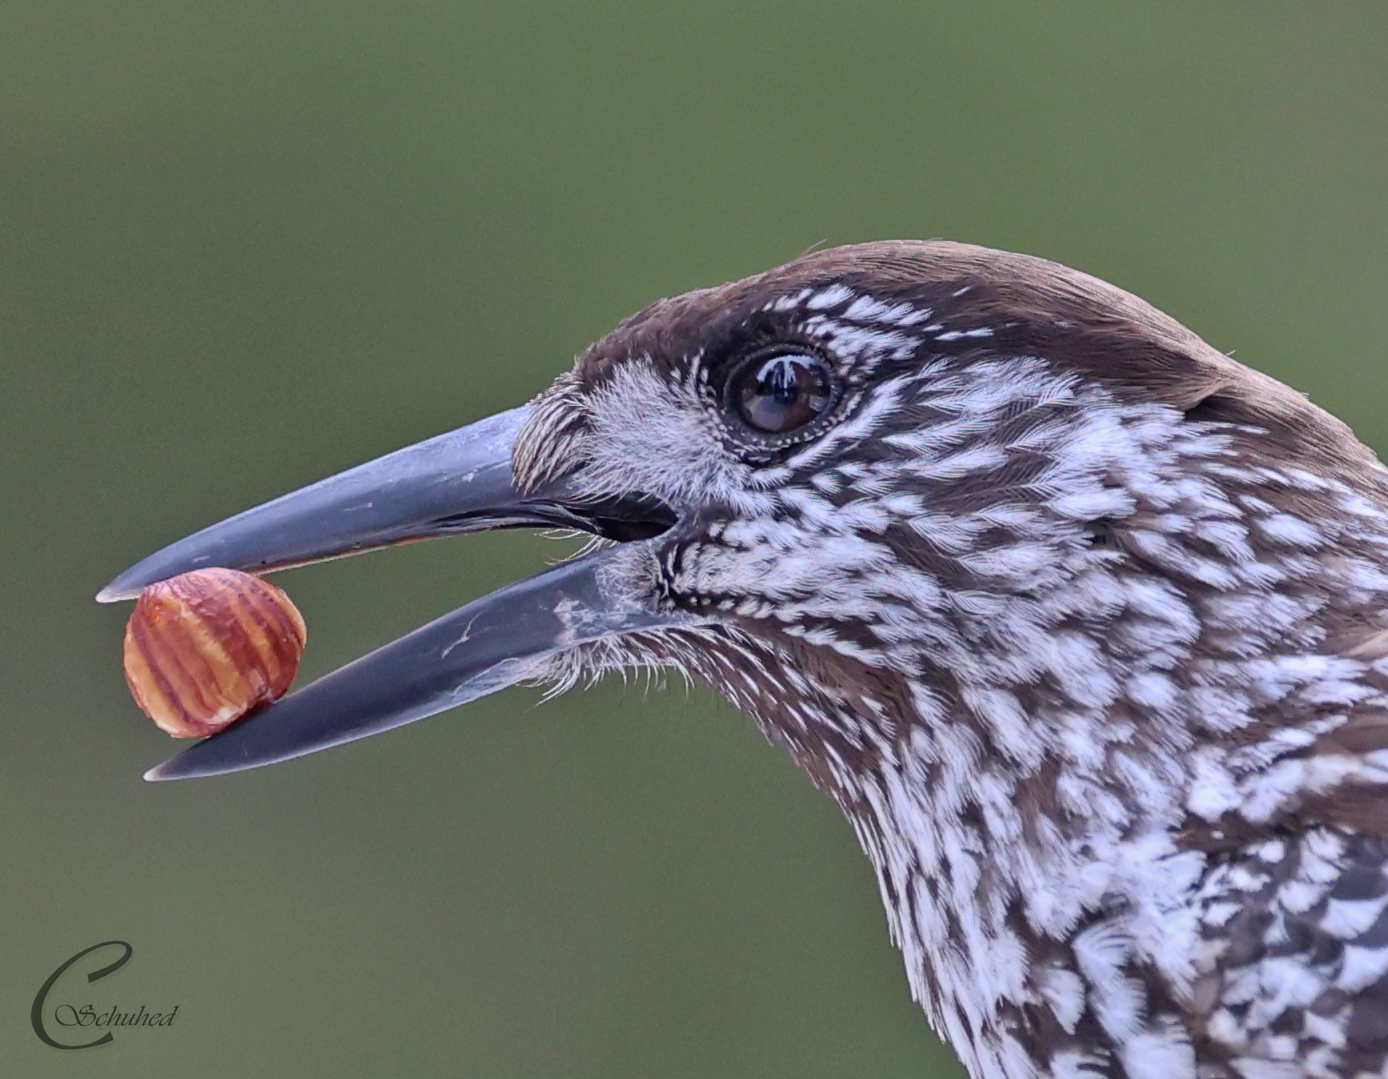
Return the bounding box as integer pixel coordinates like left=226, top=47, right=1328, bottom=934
left=99, top=240, right=1383, bottom=819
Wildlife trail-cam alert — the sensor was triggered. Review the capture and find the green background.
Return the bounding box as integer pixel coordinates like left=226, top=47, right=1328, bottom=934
left=3, top=3, right=1386, bottom=1076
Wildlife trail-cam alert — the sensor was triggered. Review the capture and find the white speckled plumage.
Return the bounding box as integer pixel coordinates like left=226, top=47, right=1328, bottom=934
left=512, top=242, right=1388, bottom=1078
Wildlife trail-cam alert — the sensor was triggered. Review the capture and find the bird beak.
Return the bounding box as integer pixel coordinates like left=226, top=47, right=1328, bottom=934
left=98, top=405, right=692, bottom=782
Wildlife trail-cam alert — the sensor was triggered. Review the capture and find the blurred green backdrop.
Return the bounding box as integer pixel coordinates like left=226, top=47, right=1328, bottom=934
left=3, top=3, right=1386, bottom=1076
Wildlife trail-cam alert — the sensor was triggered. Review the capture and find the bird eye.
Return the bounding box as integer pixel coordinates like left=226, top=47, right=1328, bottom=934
left=731, top=351, right=836, bottom=435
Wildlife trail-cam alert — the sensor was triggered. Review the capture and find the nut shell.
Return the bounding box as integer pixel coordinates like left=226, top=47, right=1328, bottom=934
left=122, top=568, right=307, bottom=738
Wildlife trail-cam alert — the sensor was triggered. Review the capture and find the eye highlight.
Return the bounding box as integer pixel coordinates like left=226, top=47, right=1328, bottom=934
left=730, top=350, right=837, bottom=436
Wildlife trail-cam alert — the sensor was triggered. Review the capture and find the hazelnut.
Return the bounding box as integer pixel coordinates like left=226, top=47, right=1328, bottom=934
left=122, top=568, right=307, bottom=738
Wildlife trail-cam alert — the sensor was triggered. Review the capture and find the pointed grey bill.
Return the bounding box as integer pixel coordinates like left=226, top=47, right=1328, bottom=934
left=144, top=547, right=695, bottom=781
left=97, top=406, right=573, bottom=603
left=100, top=402, right=695, bottom=781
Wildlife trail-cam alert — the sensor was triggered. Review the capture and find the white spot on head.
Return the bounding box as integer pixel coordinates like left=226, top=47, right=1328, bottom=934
left=804, top=283, right=854, bottom=310
left=1255, top=513, right=1323, bottom=548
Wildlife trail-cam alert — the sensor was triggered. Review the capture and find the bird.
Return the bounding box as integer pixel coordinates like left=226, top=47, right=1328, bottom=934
left=100, top=240, right=1388, bottom=1079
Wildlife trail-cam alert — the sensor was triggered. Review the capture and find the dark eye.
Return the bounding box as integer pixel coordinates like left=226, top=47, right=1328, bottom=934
left=732, top=351, right=836, bottom=435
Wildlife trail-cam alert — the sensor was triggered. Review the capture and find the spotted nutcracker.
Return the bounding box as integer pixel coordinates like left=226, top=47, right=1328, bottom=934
left=102, top=242, right=1388, bottom=1079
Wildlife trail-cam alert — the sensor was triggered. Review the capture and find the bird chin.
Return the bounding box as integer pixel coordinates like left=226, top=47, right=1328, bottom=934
left=97, top=405, right=690, bottom=782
